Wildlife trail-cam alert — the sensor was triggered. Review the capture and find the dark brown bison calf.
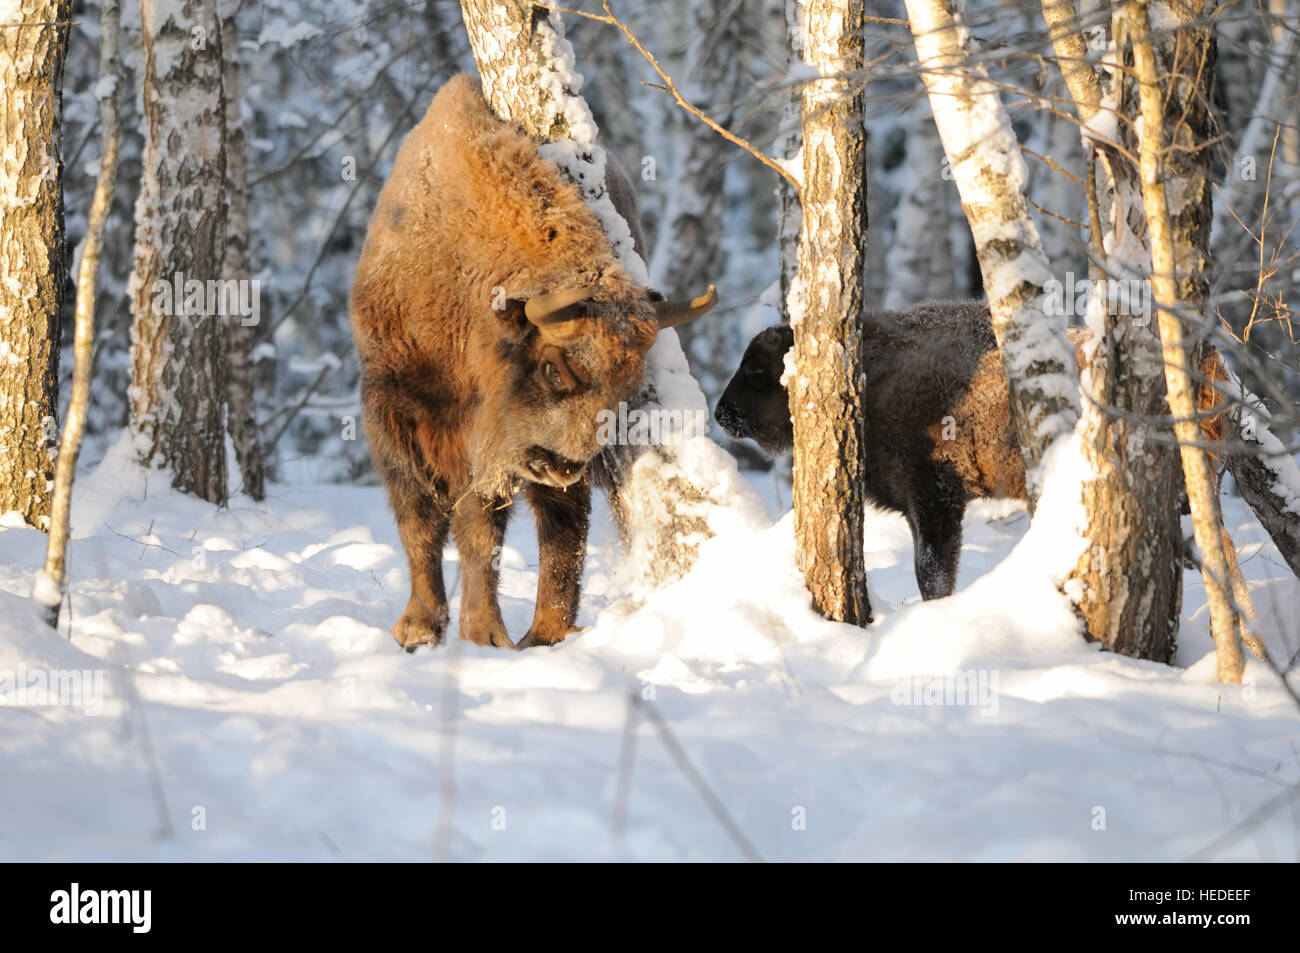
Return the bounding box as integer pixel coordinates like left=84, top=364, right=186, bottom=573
left=351, top=76, right=715, bottom=650
left=716, top=301, right=1228, bottom=600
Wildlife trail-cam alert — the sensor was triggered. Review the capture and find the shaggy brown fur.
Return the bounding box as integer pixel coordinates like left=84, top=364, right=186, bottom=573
left=351, top=75, right=668, bottom=650
left=716, top=301, right=1228, bottom=599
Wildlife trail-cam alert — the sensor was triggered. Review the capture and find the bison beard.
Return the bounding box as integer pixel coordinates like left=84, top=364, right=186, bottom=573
left=350, top=76, right=715, bottom=650
left=716, top=301, right=1230, bottom=600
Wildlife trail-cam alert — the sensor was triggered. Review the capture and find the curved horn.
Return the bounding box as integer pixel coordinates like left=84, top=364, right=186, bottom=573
left=653, top=285, right=718, bottom=330
left=524, top=286, right=599, bottom=326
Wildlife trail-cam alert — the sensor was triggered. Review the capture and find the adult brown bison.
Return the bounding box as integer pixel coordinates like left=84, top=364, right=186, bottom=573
left=350, top=76, right=716, bottom=651
left=716, top=301, right=1231, bottom=600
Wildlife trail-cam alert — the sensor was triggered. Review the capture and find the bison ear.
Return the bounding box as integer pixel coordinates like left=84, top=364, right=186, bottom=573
left=500, top=299, right=528, bottom=324
left=653, top=285, right=718, bottom=330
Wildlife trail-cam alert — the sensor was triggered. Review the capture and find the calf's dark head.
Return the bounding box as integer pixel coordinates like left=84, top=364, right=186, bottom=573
left=714, top=324, right=795, bottom=456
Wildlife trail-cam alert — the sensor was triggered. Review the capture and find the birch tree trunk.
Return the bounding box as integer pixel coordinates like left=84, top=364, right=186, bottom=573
left=1040, top=0, right=1183, bottom=658
left=1048, top=0, right=1294, bottom=661
left=458, top=0, right=760, bottom=590
left=36, top=0, right=123, bottom=627
left=1127, top=0, right=1243, bottom=682
left=0, top=1, right=71, bottom=528
left=220, top=0, right=264, bottom=500
left=903, top=0, right=1080, bottom=505
left=787, top=0, right=871, bottom=624
left=129, top=0, right=229, bottom=505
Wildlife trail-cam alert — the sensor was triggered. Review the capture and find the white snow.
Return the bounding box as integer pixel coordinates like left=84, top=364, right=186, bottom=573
left=1, top=435, right=1296, bottom=860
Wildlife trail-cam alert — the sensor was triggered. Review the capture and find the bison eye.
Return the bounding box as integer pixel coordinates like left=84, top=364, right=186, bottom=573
left=542, top=361, right=566, bottom=390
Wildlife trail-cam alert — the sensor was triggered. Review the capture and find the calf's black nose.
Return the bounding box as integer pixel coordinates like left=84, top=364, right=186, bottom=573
left=714, top=400, right=735, bottom=430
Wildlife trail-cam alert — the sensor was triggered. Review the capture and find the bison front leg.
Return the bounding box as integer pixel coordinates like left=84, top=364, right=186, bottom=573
left=392, top=486, right=452, bottom=652
left=451, top=492, right=516, bottom=648
left=518, top=478, right=590, bottom=649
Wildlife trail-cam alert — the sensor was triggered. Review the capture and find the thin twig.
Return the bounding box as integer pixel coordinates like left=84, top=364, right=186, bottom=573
left=115, top=642, right=174, bottom=840
left=640, top=701, right=763, bottom=862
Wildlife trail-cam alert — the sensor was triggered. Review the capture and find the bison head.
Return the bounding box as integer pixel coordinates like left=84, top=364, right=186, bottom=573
left=714, top=324, right=795, bottom=457
left=473, top=283, right=719, bottom=490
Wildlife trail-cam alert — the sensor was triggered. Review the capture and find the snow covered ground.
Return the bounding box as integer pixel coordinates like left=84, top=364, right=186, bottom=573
left=1, top=435, right=1298, bottom=861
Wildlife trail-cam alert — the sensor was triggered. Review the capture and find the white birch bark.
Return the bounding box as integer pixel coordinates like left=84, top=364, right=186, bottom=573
left=128, top=0, right=229, bottom=504
left=35, top=0, right=123, bottom=625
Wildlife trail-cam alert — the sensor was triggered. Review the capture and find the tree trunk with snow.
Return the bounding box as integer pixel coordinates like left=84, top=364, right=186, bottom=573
left=458, top=0, right=756, bottom=589
left=129, top=0, right=229, bottom=506
left=787, top=0, right=871, bottom=625
left=1041, top=0, right=1181, bottom=659
left=0, top=2, right=71, bottom=528
left=1128, top=0, right=1243, bottom=682
left=1221, top=404, right=1300, bottom=580
left=903, top=0, right=1080, bottom=506
left=220, top=0, right=264, bottom=501
left=37, top=0, right=123, bottom=627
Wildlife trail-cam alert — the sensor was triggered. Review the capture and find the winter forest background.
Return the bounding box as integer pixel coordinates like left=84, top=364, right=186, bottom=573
left=50, top=0, right=1292, bottom=482
left=3, top=0, right=1300, bottom=861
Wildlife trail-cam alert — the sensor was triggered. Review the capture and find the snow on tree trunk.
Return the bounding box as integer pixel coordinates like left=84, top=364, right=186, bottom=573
left=1220, top=386, right=1300, bottom=581
left=458, top=1, right=762, bottom=591
left=785, top=0, right=871, bottom=625
left=220, top=0, right=264, bottom=501
left=37, top=0, right=123, bottom=626
left=0, top=1, right=71, bottom=528
left=1128, top=0, right=1243, bottom=682
left=128, top=0, right=229, bottom=505
left=1065, top=9, right=1189, bottom=660
left=883, top=101, right=952, bottom=310
left=903, top=0, right=1080, bottom=505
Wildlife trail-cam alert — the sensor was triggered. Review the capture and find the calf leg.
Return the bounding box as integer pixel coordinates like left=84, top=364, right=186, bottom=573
left=390, top=483, right=452, bottom=651
left=907, top=471, right=967, bottom=600
left=518, top=478, right=590, bottom=649
left=452, top=491, right=515, bottom=648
